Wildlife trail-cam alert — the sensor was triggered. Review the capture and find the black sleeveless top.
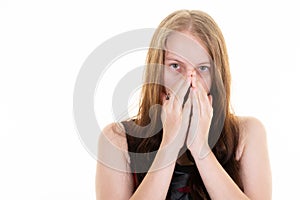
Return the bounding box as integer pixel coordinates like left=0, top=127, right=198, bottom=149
left=168, top=163, right=195, bottom=199
left=121, top=120, right=195, bottom=200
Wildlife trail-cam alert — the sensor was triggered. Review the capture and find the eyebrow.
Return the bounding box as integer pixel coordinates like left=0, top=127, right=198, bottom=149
left=196, top=62, right=211, bottom=66
left=165, top=56, right=184, bottom=63
left=165, top=55, right=211, bottom=66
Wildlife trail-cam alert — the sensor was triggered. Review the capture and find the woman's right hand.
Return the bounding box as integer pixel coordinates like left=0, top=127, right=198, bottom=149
left=160, top=76, right=192, bottom=152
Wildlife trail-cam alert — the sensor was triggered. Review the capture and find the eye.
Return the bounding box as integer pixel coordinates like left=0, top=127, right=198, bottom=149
left=169, top=63, right=180, bottom=70
left=197, top=65, right=209, bottom=72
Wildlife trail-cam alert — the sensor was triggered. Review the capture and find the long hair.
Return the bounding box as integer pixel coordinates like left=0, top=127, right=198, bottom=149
left=126, top=10, right=243, bottom=199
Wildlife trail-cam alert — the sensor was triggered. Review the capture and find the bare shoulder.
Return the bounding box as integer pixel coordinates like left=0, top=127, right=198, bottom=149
left=98, top=122, right=130, bottom=168
left=236, top=116, right=272, bottom=199
left=96, top=122, right=134, bottom=199
left=238, top=116, right=266, bottom=135
left=235, top=116, right=267, bottom=160
left=100, top=122, right=128, bottom=151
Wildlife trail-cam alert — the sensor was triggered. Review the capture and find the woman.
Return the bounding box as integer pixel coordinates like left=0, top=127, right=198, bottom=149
left=96, top=10, right=272, bottom=199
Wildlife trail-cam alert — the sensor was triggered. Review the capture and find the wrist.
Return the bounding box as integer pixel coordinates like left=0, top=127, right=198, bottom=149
left=189, top=142, right=211, bottom=160
left=159, top=140, right=181, bottom=155
left=148, top=144, right=179, bottom=172
left=160, top=131, right=184, bottom=153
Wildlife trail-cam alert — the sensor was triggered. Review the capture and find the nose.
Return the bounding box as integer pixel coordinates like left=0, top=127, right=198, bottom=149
left=186, top=66, right=196, bottom=78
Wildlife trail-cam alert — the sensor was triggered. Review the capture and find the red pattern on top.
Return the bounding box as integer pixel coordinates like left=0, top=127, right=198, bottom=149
left=177, top=186, right=191, bottom=193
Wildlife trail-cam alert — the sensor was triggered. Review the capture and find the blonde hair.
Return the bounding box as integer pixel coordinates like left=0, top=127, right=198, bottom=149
left=137, top=10, right=231, bottom=131
left=128, top=10, right=243, bottom=199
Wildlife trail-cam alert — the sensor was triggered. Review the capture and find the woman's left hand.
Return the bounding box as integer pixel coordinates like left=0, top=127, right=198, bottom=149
left=186, top=78, right=213, bottom=159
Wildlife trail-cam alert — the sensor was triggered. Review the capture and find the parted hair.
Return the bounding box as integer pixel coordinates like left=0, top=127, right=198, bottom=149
left=126, top=10, right=243, bottom=199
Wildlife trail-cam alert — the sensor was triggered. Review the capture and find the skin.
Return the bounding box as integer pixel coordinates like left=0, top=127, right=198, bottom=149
left=163, top=31, right=213, bottom=159
left=96, top=32, right=272, bottom=200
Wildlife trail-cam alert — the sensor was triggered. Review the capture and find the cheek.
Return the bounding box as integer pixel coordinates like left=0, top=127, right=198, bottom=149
left=197, top=74, right=211, bottom=93
left=163, top=70, right=175, bottom=88
left=163, top=67, right=186, bottom=92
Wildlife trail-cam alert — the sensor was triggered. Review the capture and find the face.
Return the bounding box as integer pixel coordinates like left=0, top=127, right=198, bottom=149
left=163, top=31, right=212, bottom=94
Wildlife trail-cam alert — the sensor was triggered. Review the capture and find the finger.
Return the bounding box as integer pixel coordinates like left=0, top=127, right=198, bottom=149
left=195, top=80, right=214, bottom=119
left=208, top=94, right=213, bottom=106
left=181, top=94, right=192, bottom=126
left=191, top=75, right=196, bottom=89
left=192, top=76, right=210, bottom=94
left=197, top=75, right=210, bottom=94
left=191, top=89, right=201, bottom=120
left=195, top=78, right=207, bottom=94
left=191, top=81, right=203, bottom=113
left=173, top=77, right=191, bottom=108
left=176, top=77, right=191, bottom=105
left=178, top=91, right=192, bottom=138
left=160, top=93, right=171, bottom=120
left=166, top=77, right=186, bottom=107
left=172, top=75, right=190, bottom=94
left=165, top=72, right=186, bottom=95
left=187, top=91, right=200, bottom=145
left=170, top=77, right=191, bottom=111
left=195, top=80, right=211, bottom=108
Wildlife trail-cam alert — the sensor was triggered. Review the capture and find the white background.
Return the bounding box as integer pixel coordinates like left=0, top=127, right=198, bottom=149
left=1, top=0, right=299, bottom=199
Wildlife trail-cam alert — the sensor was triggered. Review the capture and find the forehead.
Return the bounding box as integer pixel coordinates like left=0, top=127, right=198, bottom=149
left=165, top=31, right=211, bottom=65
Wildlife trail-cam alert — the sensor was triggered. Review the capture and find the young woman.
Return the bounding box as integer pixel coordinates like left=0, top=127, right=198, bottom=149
left=96, top=10, right=272, bottom=200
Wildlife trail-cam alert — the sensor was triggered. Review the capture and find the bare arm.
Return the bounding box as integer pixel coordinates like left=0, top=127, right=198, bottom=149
left=96, top=77, right=192, bottom=199
left=239, top=117, right=272, bottom=199
left=95, top=123, right=183, bottom=200
left=187, top=77, right=272, bottom=199
left=95, top=123, right=134, bottom=200
left=130, top=81, right=193, bottom=199
left=191, top=117, right=272, bottom=200
left=129, top=145, right=178, bottom=200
